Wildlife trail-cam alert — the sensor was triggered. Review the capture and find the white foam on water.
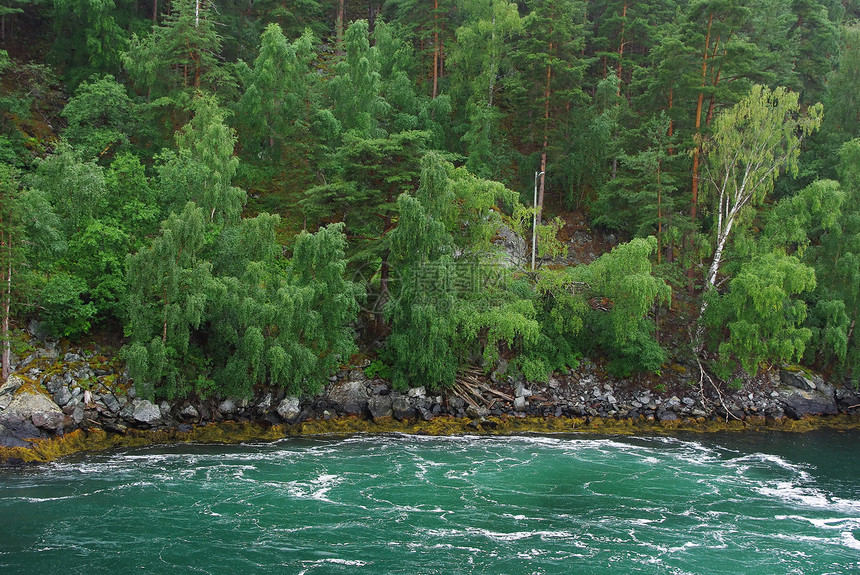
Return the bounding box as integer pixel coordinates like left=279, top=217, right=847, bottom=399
left=296, top=558, right=368, bottom=574
left=285, top=473, right=341, bottom=501
left=423, top=527, right=574, bottom=542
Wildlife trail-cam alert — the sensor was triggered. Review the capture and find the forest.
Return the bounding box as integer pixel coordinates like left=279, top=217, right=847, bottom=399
left=0, top=0, right=859, bottom=400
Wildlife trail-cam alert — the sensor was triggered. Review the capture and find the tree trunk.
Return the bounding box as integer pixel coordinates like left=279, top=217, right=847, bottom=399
left=667, top=88, right=674, bottom=155
left=432, top=0, right=439, bottom=99
left=691, top=12, right=715, bottom=222
left=1, top=230, right=10, bottom=382
left=336, top=0, right=344, bottom=47
left=537, top=55, right=552, bottom=226
left=616, top=3, right=627, bottom=97
left=657, top=159, right=662, bottom=264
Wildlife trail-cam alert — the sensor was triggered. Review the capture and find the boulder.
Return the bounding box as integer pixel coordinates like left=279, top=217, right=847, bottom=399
left=780, top=369, right=817, bottom=391
left=493, top=223, right=527, bottom=268
left=0, top=376, right=23, bottom=410
left=276, top=397, right=302, bottom=423
left=0, top=378, right=64, bottom=433
left=102, top=393, right=122, bottom=413
left=326, top=381, right=368, bottom=414
left=180, top=405, right=200, bottom=420
left=131, top=399, right=162, bottom=425
left=256, top=392, right=272, bottom=413
left=466, top=404, right=489, bottom=419
left=836, top=387, right=860, bottom=411
left=52, top=386, right=73, bottom=407
left=368, top=395, right=393, bottom=419
left=777, top=386, right=838, bottom=418
left=218, top=398, right=238, bottom=415
left=391, top=395, right=415, bottom=420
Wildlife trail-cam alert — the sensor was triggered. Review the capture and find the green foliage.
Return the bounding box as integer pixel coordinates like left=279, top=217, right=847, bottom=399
left=157, top=96, right=246, bottom=224
left=27, top=143, right=106, bottom=238
left=124, top=203, right=359, bottom=399
left=39, top=273, right=96, bottom=338
left=571, top=237, right=670, bottom=375
left=236, top=24, right=316, bottom=161
left=123, top=0, right=233, bottom=114
left=705, top=252, right=816, bottom=375
left=330, top=20, right=389, bottom=138
left=124, top=202, right=212, bottom=398
left=800, top=140, right=860, bottom=382
left=61, top=74, right=135, bottom=159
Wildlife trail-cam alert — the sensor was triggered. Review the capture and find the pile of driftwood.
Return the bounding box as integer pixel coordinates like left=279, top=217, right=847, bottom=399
left=451, top=367, right=514, bottom=410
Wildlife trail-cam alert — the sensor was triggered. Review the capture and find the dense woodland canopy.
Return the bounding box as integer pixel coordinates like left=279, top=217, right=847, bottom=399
left=1, top=0, right=859, bottom=398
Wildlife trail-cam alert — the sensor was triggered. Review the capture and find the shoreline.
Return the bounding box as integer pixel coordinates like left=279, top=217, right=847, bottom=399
left=4, top=412, right=860, bottom=465
left=2, top=336, right=860, bottom=465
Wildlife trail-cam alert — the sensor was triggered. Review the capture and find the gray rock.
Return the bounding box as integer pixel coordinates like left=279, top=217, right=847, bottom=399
left=180, top=405, right=200, bottom=420
left=276, top=397, right=302, bottom=423
left=101, top=393, right=121, bottom=413
left=44, top=376, right=64, bottom=395
left=0, top=376, right=23, bottom=410
left=407, top=386, right=426, bottom=399
left=780, top=369, right=817, bottom=391
left=0, top=379, right=64, bottom=433
left=682, top=397, right=696, bottom=406
left=515, top=384, right=532, bottom=398
left=52, top=387, right=73, bottom=407
left=392, top=395, right=415, bottom=420
left=326, top=381, right=369, bottom=412
left=514, top=396, right=526, bottom=410
left=159, top=400, right=171, bottom=418
left=31, top=410, right=64, bottom=431
left=657, top=410, right=678, bottom=422
left=219, top=398, right=238, bottom=415
left=466, top=405, right=489, bottom=419
left=64, top=352, right=83, bottom=363
left=256, top=392, right=273, bottom=413
left=72, top=403, right=85, bottom=424
left=777, top=386, right=838, bottom=418
left=493, top=223, right=527, bottom=268
left=132, top=399, right=162, bottom=425
left=368, top=395, right=393, bottom=419
left=348, top=369, right=367, bottom=382
left=836, top=388, right=860, bottom=410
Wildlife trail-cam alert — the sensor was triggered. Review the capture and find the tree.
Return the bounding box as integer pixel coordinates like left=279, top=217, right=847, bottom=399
left=570, top=236, right=671, bottom=376
left=802, top=140, right=860, bottom=382
left=123, top=0, right=231, bottom=125
left=704, top=251, right=816, bottom=376
left=701, top=85, right=822, bottom=295
left=61, top=74, right=135, bottom=160
left=124, top=202, right=213, bottom=398
left=301, top=130, right=427, bottom=312
left=449, top=0, right=521, bottom=180
left=157, top=96, right=246, bottom=224
left=329, top=20, right=388, bottom=138
left=236, top=24, right=316, bottom=161
left=514, top=0, right=587, bottom=222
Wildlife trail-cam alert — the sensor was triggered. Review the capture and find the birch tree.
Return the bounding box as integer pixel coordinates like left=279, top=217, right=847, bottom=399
left=702, top=85, right=822, bottom=292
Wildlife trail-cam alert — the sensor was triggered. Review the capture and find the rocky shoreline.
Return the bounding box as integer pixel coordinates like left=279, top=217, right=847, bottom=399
left=2, top=334, right=860, bottom=464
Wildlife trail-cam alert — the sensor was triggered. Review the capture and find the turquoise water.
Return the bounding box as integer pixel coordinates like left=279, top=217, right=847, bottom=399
left=1, top=432, right=859, bottom=574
